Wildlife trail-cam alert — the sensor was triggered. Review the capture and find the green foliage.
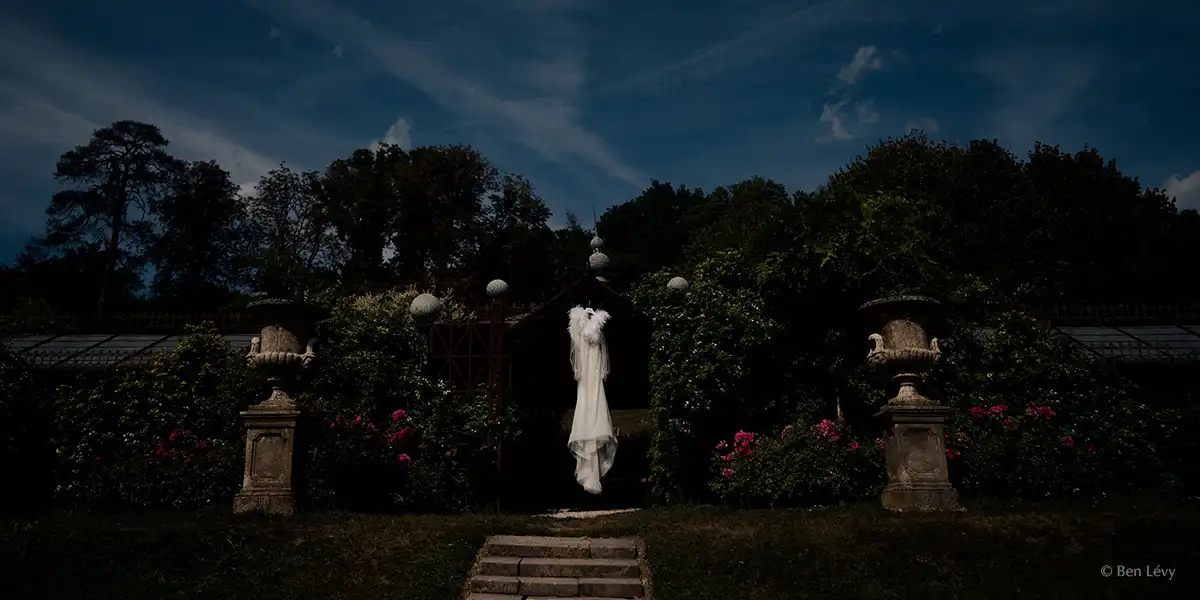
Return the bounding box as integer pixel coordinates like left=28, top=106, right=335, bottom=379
left=0, top=334, right=54, bottom=512
left=147, top=160, right=249, bottom=308
left=632, top=252, right=783, bottom=503
left=51, top=326, right=250, bottom=509
left=710, top=421, right=885, bottom=508
left=298, top=287, right=517, bottom=512
left=638, top=186, right=1191, bottom=506
left=597, top=180, right=707, bottom=283
left=1, top=286, right=524, bottom=513
left=935, top=312, right=1180, bottom=497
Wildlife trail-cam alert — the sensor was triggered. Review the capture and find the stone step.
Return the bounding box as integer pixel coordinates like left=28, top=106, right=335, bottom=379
left=479, top=555, right=639, bottom=578
left=469, top=575, right=521, bottom=595
left=580, top=577, right=643, bottom=598
left=465, top=594, right=521, bottom=600
left=478, top=556, right=522, bottom=576
left=520, top=557, right=640, bottom=579
left=467, top=574, right=644, bottom=598
left=484, top=535, right=638, bottom=559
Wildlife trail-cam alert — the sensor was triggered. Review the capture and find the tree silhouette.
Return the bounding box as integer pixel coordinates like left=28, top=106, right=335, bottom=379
left=36, top=121, right=177, bottom=317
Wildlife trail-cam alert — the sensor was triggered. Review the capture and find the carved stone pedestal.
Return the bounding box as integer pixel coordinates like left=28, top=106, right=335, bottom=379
left=875, top=403, right=960, bottom=511
left=233, top=409, right=300, bottom=516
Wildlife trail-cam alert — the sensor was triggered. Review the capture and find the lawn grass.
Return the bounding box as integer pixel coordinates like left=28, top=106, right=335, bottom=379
left=2, top=496, right=1197, bottom=600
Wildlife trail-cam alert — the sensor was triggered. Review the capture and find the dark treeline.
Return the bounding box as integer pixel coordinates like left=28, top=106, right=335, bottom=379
left=2, top=120, right=1198, bottom=319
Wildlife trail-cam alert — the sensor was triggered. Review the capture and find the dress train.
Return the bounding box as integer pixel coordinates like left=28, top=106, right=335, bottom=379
left=567, top=306, right=617, bottom=495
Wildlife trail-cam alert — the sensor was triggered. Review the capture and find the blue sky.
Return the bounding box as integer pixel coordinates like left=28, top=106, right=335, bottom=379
left=1, top=0, right=1197, bottom=263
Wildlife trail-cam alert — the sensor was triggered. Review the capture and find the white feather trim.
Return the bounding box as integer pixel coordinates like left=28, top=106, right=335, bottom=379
left=582, top=309, right=610, bottom=345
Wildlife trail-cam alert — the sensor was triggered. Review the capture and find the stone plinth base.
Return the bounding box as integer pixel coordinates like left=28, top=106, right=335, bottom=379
left=880, top=482, right=960, bottom=511
left=875, top=403, right=960, bottom=511
left=234, top=409, right=299, bottom=517
left=234, top=490, right=295, bottom=516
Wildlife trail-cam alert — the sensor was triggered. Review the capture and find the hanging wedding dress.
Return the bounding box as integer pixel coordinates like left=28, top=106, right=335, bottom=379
left=567, top=306, right=617, bottom=494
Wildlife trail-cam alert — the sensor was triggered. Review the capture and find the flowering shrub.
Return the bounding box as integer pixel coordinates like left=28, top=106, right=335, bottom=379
left=51, top=326, right=249, bottom=509
left=298, top=408, right=420, bottom=509
left=0, top=335, right=55, bottom=512
left=935, top=311, right=1180, bottom=498
left=298, top=287, right=518, bottom=512
left=632, top=253, right=784, bottom=504
left=711, top=419, right=884, bottom=507
left=943, top=399, right=1108, bottom=497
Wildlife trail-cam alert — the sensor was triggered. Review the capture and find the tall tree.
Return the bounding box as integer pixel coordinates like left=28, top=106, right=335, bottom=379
left=320, top=144, right=406, bottom=291
left=389, top=145, right=496, bottom=293
left=146, top=160, right=250, bottom=308
left=1022, top=143, right=1186, bottom=300
left=548, top=211, right=592, bottom=290
left=37, top=121, right=177, bottom=317
left=819, top=134, right=1197, bottom=303
left=597, top=181, right=707, bottom=283
left=683, top=176, right=792, bottom=264
left=245, top=165, right=343, bottom=297
left=0, top=245, right=144, bottom=316
left=471, top=173, right=555, bottom=302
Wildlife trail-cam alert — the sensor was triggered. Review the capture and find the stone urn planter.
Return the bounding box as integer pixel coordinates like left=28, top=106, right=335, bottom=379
left=234, top=297, right=329, bottom=517
left=860, top=295, right=943, bottom=405
left=859, top=295, right=959, bottom=511
left=244, top=298, right=327, bottom=409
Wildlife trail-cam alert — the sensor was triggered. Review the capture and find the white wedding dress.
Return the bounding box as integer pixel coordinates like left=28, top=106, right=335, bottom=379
left=567, top=306, right=617, bottom=494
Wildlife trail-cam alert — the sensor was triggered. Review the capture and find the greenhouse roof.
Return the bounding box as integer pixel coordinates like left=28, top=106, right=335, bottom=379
left=4, top=333, right=257, bottom=370
left=5, top=325, right=1200, bottom=370
left=1055, top=325, right=1200, bottom=363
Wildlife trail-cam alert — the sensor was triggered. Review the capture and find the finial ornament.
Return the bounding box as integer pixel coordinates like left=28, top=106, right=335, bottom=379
left=588, top=233, right=610, bottom=281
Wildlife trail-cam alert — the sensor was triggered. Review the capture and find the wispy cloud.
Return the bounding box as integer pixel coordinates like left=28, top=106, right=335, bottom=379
left=975, top=47, right=1096, bottom=148
left=856, top=101, right=880, bottom=124
left=369, top=117, right=413, bottom=151
left=818, top=101, right=852, bottom=141
left=248, top=0, right=643, bottom=187
left=505, top=0, right=595, bottom=13
left=904, top=117, right=940, bottom=134
left=816, top=99, right=880, bottom=142
left=837, top=44, right=882, bottom=84
left=1165, top=171, right=1200, bottom=212
left=817, top=44, right=884, bottom=141
left=269, top=26, right=282, bottom=39
left=332, top=43, right=343, bottom=58
left=0, top=21, right=355, bottom=229
left=0, top=26, right=280, bottom=188
left=602, top=0, right=873, bottom=96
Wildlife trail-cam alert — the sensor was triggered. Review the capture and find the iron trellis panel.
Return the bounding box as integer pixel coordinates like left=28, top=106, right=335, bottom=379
left=424, top=319, right=513, bottom=397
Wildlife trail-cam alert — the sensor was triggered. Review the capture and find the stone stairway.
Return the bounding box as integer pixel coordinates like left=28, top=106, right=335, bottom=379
left=465, top=535, right=647, bottom=599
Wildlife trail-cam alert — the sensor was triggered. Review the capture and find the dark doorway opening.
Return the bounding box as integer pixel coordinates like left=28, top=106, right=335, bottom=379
left=501, top=276, right=652, bottom=511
